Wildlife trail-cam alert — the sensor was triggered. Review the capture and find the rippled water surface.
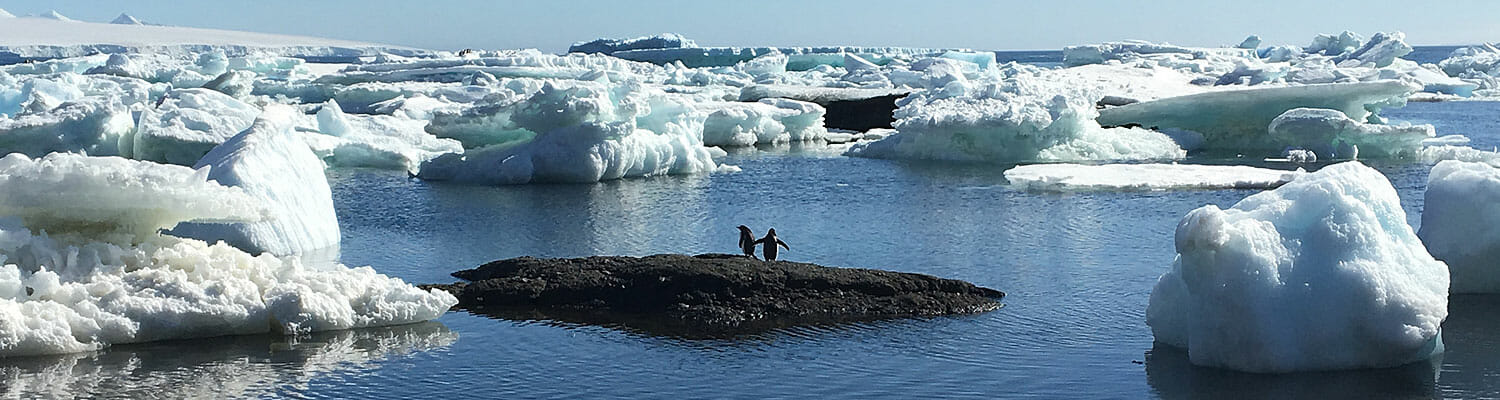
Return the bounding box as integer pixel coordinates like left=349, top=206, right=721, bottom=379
left=3, top=101, right=1499, bottom=398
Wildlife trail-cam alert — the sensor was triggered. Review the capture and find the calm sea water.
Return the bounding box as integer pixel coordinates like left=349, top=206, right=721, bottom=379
left=2, top=100, right=1498, bottom=398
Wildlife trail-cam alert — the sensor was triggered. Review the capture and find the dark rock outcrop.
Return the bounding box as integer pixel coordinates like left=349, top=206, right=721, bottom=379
left=422, top=254, right=1003, bottom=337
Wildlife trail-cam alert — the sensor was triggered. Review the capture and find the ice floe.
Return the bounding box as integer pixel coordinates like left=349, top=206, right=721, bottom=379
left=1147, top=161, right=1447, bottom=373
left=1004, top=163, right=1304, bottom=191
left=1419, top=160, right=1500, bottom=293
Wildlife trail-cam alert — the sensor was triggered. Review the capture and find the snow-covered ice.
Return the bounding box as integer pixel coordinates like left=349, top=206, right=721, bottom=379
left=846, top=69, right=1185, bottom=163
left=1096, top=80, right=1423, bottom=154
left=1004, top=163, right=1304, bottom=191
left=1267, top=107, right=1433, bottom=159
left=1419, top=160, right=1500, bottom=293
left=0, top=14, right=426, bottom=59
left=1147, top=161, right=1448, bottom=373
left=128, top=88, right=260, bottom=165
left=0, top=152, right=263, bottom=235
left=169, top=107, right=340, bottom=256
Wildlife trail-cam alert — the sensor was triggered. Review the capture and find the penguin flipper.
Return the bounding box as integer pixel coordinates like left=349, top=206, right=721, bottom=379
left=752, top=238, right=766, bottom=245
left=777, top=239, right=789, bottom=250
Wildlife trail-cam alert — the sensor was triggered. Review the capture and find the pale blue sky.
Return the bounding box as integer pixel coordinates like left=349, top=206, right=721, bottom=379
left=1, top=0, right=1494, bottom=52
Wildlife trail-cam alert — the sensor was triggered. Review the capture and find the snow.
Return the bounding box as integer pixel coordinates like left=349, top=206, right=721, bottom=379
left=0, top=9, right=13, bottom=19
left=169, top=107, right=340, bottom=256
left=609, top=45, right=965, bottom=70
left=128, top=88, right=260, bottom=165
left=1419, top=160, right=1500, bottom=293
left=737, top=84, right=910, bottom=103
left=569, top=33, right=697, bottom=55
left=0, top=152, right=263, bottom=235
left=1147, top=161, right=1448, bottom=373
left=1096, top=80, right=1421, bottom=154
left=1004, top=163, right=1304, bottom=191
left=35, top=11, right=75, bottom=22
left=109, top=13, right=143, bottom=25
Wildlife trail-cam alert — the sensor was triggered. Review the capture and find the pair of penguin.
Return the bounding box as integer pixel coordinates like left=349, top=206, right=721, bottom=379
left=737, top=225, right=790, bottom=261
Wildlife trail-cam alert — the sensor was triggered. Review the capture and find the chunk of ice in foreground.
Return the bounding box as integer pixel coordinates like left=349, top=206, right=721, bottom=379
left=1003, top=163, right=1304, bottom=191
left=170, top=106, right=340, bottom=256
left=1147, top=161, right=1447, bottom=373
left=0, top=152, right=263, bottom=235
left=1419, top=160, right=1500, bottom=293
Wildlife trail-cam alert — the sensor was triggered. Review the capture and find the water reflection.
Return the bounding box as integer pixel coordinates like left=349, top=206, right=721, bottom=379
left=1146, top=295, right=1500, bottom=399
left=1144, top=344, right=1440, bottom=399
left=0, top=322, right=457, bottom=399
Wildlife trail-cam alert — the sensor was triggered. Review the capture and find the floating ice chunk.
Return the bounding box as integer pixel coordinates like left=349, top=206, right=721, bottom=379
left=1147, top=161, right=1447, bottom=373
left=1283, top=148, right=1317, bottom=163
left=0, top=97, right=134, bottom=157
left=202, top=70, right=257, bottom=98
left=416, top=82, right=722, bottom=184
left=737, top=84, right=910, bottom=104
left=1420, top=160, right=1500, bottom=293
left=1003, top=163, right=1304, bottom=191
left=846, top=72, right=1185, bottom=163
left=1419, top=145, right=1500, bottom=167
left=569, top=33, right=698, bottom=55
left=1267, top=107, right=1433, bottom=158
left=304, top=100, right=463, bottom=172
left=701, top=98, right=827, bottom=147
left=1337, top=32, right=1412, bottom=68
left=170, top=106, right=339, bottom=256
left=1308, top=31, right=1364, bottom=56
left=739, top=52, right=788, bottom=77
left=0, top=9, right=13, bottom=18
left=844, top=53, right=880, bottom=72
left=0, top=153, right=263, bottom=235
left=609, top=46, right=961, bottom=70
left=129, top=88, right=261, bottom=165
left=0, top=223, right=455, bottom=357
left=1437, top=44, right=1500, bottom=91
left=1097, top=80, right=1420, bottom=154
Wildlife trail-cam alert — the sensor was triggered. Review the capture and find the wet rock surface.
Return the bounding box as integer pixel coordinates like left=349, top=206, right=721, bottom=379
left=421, top=254, right=1004, bottom=337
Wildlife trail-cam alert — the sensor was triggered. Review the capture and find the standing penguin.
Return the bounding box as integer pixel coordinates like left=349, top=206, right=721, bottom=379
left=753, top=228, right=790, bottom=261
left=737, top=225, right=758, bottom=259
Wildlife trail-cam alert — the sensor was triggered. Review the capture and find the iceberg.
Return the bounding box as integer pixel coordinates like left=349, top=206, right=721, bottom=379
left=1096, top=80, right=1421, bottom=154
left=1062, top=40, right=1257, bottom=67
left=1147, top=162, right=1448, bottom=373
left=128, top=88, right=261, bottom=165
left=1004, top=163, right=1304, bottom=191
left=109, top=13, right=144, bottom=25
left=169, top=106, right=340, bottom=256
left=1419, top=160, right=1500, bottom=293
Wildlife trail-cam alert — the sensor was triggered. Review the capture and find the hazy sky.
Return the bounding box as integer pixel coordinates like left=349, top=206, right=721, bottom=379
left=1, top=0, right=1494, bottom=52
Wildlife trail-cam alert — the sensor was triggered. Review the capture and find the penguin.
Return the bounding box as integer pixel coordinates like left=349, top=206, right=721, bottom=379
left=753, top=228, right=790, bottom=261
left=737, top=225, right=758, bottom=259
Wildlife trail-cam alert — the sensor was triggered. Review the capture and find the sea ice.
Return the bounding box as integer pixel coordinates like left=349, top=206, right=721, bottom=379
left=1004, top=163, right=1304, bottom=191
left=845, top=70, right=1185, bottom=163
left=1266, top=107, right=1433, bottom=158
left=128, top=88, right=260, bottom=165
left=0, top=152, right=263, bottom=235
left=1147, top=161, right=1447, bottom=373
left=303, top=99, right=463, bottom=172
left=169, top=106, right=340, bottom=255
left=701, top=98, right=827, bottom=146
left=1096, top=80, right=1421, bottom=154
left=1419, top=160, right=1500, bottom=293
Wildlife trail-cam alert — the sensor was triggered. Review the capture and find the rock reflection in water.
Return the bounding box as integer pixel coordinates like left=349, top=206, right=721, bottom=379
left=0, top=322, right=456, bottom=399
